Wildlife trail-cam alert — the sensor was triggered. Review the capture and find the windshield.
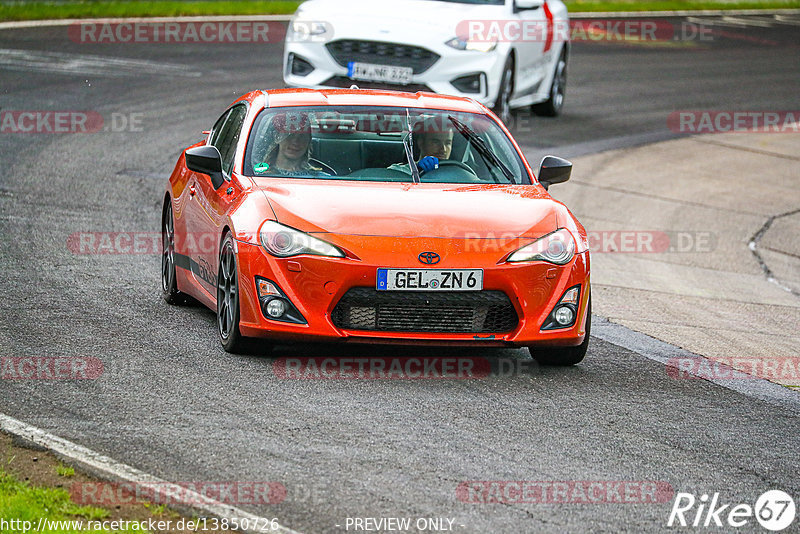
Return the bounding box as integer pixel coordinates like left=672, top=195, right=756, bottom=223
left=244, top=106, right=529, bottom=184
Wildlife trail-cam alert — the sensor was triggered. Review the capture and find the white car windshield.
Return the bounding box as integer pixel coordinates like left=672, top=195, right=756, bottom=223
left=244, top=106, right=528, bottom=184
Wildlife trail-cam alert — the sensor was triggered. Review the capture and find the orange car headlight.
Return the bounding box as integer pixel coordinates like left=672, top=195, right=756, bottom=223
left=507, top=228, right=575, bottom=265
left=259, top=221, right=344, bottom=258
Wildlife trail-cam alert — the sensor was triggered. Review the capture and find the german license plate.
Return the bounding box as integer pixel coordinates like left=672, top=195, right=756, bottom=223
left=377, top=269, right=483, bottom=291
left=348, top=62, right=413, bottom=84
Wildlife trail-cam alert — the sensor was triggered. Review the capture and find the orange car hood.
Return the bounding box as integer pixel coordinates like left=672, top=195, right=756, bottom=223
left=254, top=179, right=559, bottom=238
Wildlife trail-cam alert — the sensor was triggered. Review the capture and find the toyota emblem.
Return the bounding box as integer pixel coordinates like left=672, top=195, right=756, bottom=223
left=418, top=252, right=441, bottom=265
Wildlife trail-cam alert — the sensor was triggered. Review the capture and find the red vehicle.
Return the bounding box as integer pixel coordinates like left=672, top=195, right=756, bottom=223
left=162, top=88, right=590, bottom=365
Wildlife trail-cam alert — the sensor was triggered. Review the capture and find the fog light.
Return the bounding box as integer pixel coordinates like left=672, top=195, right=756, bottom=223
left=554, top=306, right=574, bottom=326
left=289, top=53, right=314, bottom=76
left=255, top=276, right=307, bottom=324
left=451, top=73, right=484, bottom=94
left=266, top=299, right=287, bottom=318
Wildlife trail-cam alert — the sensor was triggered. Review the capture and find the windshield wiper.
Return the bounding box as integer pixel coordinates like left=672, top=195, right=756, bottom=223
left=404, top=109, right=420, bottom=183
left=448, top=115, right=515, bottom=184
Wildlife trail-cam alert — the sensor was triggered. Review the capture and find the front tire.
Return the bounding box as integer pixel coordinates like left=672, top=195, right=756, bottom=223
left=217, top=233, right=249, bottom=353
left=532, top=48, right=567, bottom=117
left=492, top=56, right=514, bottom=124
left=529, top=296, right=591, bottom=366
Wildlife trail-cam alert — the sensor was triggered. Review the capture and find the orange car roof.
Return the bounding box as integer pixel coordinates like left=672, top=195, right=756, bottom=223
left=252, top=88, right=486, bottom=114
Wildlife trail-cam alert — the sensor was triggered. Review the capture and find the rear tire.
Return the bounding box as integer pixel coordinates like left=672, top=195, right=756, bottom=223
left=532, top=48, right=567, bottom=117
left=161, top=202, right=190, bottom=305
left=529, top=296, right=590, bottom=366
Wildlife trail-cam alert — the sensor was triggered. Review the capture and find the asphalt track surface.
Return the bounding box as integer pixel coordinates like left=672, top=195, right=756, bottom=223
left=1, top=16, right=799, bottom=534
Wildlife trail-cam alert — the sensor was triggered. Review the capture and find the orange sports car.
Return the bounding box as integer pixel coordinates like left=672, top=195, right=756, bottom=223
left=162, top=88, right=591, bottom=365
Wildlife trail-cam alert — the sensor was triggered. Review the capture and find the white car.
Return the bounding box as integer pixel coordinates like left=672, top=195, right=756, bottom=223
left=283, top=0, right=569, bottom=122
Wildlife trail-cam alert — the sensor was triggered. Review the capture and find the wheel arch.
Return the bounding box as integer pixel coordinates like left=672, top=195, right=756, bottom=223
left=161, top=192, right=172, bottom=224
left=219, top=224, right=233, bottom=250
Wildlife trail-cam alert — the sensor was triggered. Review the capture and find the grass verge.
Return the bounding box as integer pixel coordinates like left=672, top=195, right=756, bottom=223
left=0, top=432, right=230, bottom=534
left=0, top=0, right=798, bottom=22
left=0, top=468, right=143, bottom=533
left=0, top=1, right=302, bottom=22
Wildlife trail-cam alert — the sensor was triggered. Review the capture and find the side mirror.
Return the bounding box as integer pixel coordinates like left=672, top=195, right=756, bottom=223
left=515, top=0, right=544, bottom=11
left=186, top=145, right=225, bottom=190
left=537, top=156, right=572, bottom=190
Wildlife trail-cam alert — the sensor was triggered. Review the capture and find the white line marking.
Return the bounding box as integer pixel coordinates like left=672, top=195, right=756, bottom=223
left=0, top=14, right=292, bottom=30
left=722, top=15, right=775, bottom=27
left=0, top=48, right=201, bottom=77
left=591, top=317, right=800, bottom=410
left=0, top=412, right=302, bottom=534
left=774, top=14, right=800, bottom=25
left=687, top=16, right=775, bottom=28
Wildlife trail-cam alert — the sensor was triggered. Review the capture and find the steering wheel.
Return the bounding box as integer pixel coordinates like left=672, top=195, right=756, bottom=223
left=420, top=160, right=481, bottom=182
left=309, top=158, right=337, bottom=176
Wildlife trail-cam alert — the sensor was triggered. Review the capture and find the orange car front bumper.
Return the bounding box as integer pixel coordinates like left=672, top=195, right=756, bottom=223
left=234, top=236, right=590, bottom=348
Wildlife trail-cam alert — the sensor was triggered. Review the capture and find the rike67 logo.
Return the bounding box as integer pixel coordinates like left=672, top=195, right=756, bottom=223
left=668, top=490, right=796, bottom=531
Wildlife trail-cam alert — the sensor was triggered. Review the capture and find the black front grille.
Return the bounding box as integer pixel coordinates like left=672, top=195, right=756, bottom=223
left=325, top=40, right=440, bottom=74
left=323, top=76, right=432, bottom=93
left=331, top=288, right=519, bottom=334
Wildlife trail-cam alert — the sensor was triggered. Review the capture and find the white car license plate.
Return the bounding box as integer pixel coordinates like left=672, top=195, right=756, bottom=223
left=377, top=269, right=483, bottom=291
left=348, top=62, right=413, bottom=84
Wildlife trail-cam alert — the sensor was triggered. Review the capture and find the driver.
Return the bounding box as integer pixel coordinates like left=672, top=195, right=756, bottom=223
left=257, top=112, right=328, bottom=176
left=389, top=126, right=454, bottom=176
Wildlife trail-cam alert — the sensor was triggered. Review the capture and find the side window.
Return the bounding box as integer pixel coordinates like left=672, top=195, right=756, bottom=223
left=212, top=105, right=247, bottom=176
left=208, top=110, right=230, bottom=147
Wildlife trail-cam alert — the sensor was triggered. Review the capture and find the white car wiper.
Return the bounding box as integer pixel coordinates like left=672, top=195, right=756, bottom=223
left=448, top=115, right=515, bottom=184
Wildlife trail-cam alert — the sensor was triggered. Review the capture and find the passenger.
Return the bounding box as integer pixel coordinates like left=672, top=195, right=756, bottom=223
left=258, top=113, right=328, bottom=176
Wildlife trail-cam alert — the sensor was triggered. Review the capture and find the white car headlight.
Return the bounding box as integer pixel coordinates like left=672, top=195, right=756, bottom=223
left=507, top=229, right=575, bottom=264
left=445, top=37, right=498, bottom=53
left=288, top=20, right=330, bottom=42
left=259, top=221, right=344, bottom=258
